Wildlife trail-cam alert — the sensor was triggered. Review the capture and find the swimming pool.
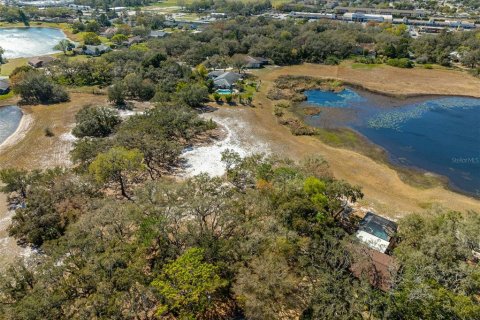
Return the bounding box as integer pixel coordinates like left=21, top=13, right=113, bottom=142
left=216, top=89, right=233, bottom=95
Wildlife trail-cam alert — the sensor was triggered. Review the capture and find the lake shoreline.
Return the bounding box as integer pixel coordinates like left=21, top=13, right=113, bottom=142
left=0, top=26, right=68, bottom=59
left=250, top=64, right=480, bottom=214
left=0, top=108, right=33, bottom=154
left=294, top=86, right=480, bottom=199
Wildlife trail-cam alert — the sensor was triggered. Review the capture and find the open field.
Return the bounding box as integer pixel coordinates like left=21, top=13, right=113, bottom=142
left=236, top=61, right=480, bottom=217
left=0, top=58, right=28, bottom=76
left=255, top=61, right=480, bottom=98
left=0, top=93, right=107, bottom=169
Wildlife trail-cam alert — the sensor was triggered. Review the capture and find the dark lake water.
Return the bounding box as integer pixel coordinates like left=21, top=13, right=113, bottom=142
left=0, top=106, right=22, bottom=145
left=302, top=88, right=480, bottom=197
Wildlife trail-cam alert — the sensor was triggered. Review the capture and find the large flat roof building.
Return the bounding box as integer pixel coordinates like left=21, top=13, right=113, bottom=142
left=335, top=6, right=426, bottom=18
left=344, top=12, right=393, bottom=23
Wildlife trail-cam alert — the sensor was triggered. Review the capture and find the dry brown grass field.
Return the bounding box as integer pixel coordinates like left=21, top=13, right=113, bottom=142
left=0, top=62, right=479, bottom=219
left=238, top=62, right=480, bottom=217
left=0, top=93, right=107, bottom=169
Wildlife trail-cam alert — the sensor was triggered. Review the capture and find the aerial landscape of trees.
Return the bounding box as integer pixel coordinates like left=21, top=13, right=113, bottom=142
left=0, top=136, right=479, bottom=318
left=0, top=4, right=479, bottom=318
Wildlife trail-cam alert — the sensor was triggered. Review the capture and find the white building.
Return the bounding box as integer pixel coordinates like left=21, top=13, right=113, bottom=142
left=344, top=12, right=393, bottom=23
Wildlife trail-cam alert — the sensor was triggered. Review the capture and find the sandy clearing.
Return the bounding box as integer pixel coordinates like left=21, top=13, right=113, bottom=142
left=0, top=191, right=36, bottom=269
left=181, top=109, right=271, bottom=177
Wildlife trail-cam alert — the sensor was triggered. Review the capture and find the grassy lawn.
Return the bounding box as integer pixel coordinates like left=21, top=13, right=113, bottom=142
left=0, top=58, right=28, bottom=76
left=239, top=82, right=257, bottom=99
left=75, top=32, right=110, bottom=45
left=0, top=91, right=14, bottom=101
left=150, top=0, right=182, bottom=7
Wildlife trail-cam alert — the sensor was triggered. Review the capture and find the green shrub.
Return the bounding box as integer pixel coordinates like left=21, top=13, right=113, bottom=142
left=386, top=58, right=413, bottom=68
left=325, top=55, right=340, bottom=65
left=273, top=106, right=284, bottom=117
left=44, top=127, right=54, bottom=137
left=212, top=92, right=221, bottom=101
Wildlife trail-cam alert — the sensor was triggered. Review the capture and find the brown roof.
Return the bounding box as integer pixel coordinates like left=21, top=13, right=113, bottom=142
left=350, top=245, right=396, bottom=292
left=28, top=56, right=57, bottom=67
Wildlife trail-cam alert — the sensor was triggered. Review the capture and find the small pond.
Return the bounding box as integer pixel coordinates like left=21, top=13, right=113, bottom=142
left=0, top=27, right=67, bottom=59
left=301, top=88, right=480, bottom=197
left=0, top=106, right=23, bottom=145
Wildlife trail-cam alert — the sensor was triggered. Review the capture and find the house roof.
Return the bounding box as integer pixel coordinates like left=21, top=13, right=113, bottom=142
left=0, top=79, right=10, bottom=91
left=103, top=27, right=117, bottom=35
left=350, top=246, right=396, bottom=292
left=150, top=30, right=168, bottom=38
left=213, top=72, right=242, bottom=87
left=207, top=70, right=225, bottom=78
left=246, top=56, right=269, bottom=64
left=128, top=36, right=142, bottom=42
left=28, top=56, right=56, bottom=67
left=84, top=44, right=111, bottom=54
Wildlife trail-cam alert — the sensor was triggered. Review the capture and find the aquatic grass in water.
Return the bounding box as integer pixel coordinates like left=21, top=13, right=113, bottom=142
left=367, top=104, right=430, bottom=130
left=303, top=89, right=480, bottom=196
left=304, top=88, right=366, bottom=108
left=367, top=98, right=479, bottom=131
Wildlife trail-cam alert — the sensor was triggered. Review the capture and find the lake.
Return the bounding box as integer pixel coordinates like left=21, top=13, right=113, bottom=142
left=0, top=106, right=23, bottom=145
left=302, top=88, right=480, bottom=197
left=0, top=27, right=67, bottom=59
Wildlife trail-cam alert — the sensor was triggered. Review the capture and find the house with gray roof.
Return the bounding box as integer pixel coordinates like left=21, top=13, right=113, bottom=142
left=208, top=71, right=243, bottom=89
left=245, top=56, right=270, bottom=69
left=77, top=44, right=112, bottom=56
left=28, top=56, right=57, bottom=68
left=0, top=79, right=10, bottom=95
left=149, top=30, right=169, bottom=38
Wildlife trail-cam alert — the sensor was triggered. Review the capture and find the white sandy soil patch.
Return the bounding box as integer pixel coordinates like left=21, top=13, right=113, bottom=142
left=182, top=108, right=271, bottom=177
left=0, top=192, right=36, bottom=270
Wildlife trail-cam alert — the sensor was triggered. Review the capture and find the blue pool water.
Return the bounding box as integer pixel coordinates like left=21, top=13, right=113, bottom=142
left=303, top=89, right=480, bottom=196
left=0, top=27, right=67, bottom=59
left=216, top=89, right=233, bottom=95
left=0, top=106, right=23, bottom=145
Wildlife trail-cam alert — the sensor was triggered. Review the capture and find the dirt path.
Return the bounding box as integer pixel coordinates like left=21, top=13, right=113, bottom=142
left=216, top=63, right=480, bottom=218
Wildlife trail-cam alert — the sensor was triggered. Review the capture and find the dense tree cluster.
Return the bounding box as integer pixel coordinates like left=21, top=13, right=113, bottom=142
left=11, top=16, right=476, bottom=108
left=184, top=0, right=272, bottom=15
left=11, top=70, right=69, bottom=105
left=1, top=140, right=479, bottom=319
